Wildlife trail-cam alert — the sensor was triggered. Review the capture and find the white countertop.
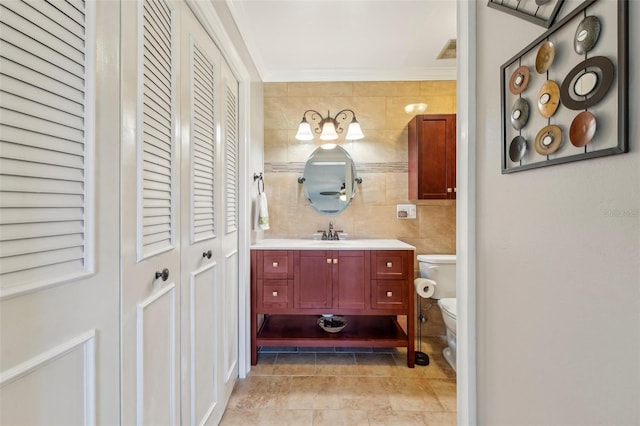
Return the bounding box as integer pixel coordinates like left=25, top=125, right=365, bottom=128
left=250, top=238, right=415, bottom=250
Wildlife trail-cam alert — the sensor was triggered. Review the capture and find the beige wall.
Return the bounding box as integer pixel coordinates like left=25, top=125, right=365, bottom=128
left=262, top=81, right=457, bottom=272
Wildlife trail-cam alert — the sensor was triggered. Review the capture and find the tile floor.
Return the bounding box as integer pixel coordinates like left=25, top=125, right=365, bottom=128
left=220, top=336, right=456, bottom=426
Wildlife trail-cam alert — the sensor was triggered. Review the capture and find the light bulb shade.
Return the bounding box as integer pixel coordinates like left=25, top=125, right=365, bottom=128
left=345, top=120, right=364, bottom=140
left=320, top=121, right=338, bottom=140
left=295, top=120, right=314, bottom=141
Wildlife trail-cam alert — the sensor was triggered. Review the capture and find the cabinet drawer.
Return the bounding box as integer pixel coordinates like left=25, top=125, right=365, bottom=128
left=372, top=252, right=408, bottom=280
left=262, top=251, right=293, bottom=279
left=259, top=280, right=290, bottom=309
left=372, top=280, right=407, bottom=310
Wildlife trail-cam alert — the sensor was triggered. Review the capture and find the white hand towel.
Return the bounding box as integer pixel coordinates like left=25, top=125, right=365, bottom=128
left=258, top=191, right=270, bottom=230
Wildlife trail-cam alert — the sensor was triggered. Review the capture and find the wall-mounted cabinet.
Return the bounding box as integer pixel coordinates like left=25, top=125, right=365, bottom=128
left=408, top=114, right=457, bottom=200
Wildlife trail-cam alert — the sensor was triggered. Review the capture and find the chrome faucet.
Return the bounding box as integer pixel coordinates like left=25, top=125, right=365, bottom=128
left=317, top=221, right=342, bottom=240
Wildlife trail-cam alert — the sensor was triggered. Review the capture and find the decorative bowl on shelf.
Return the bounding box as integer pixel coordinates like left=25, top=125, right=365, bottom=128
left=317, top=316, right=347, bottom=333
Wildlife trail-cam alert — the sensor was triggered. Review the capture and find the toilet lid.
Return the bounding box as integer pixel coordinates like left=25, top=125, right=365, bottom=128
left=438, top=298, right=457, bottom=318
left=417, top=254, right=456, bottom=264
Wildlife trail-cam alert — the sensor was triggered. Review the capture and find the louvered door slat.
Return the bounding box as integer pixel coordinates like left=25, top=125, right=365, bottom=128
left=189, top=43, right=215, bottom=242
left=0, top=220, right=81, bottom=241
left=0, top=124, right=83, bottom=155
left=0, top=233, right=84, bottom=258
left=0, top=12, right=84, bottom=69
left=1, top=142, right=83, bottom=169
left=0, top=158, right=84, bottom=181
left=0, top=75, right=84, bottom=118
left=0, top=175, right=83, bottom=195
left=0, top=92, right=83, bottom=131
left=0, top=44, right=84, bottom=100
left=0, top=192, right=83, bottom=208
left=48, top=0, right=85, bottom=27
left=1, top=108, right=84, bottom=143
left=143, top=92, right=172, bottom=129
left=0, top=206, right=84, bottom=225
left=25, top=0, right=85, bottom=37
left=2, top=1, right=85, bottom=53
left=223, top=78, right=238, bottom=234
left=139, top=0, right=174, bottom=258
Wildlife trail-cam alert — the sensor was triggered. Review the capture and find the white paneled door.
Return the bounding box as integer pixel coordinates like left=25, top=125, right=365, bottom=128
left=121, top=1, right=239, bottom=424
left=121, top=0, right=182, bottom=424
left=0, top=0, right=120, bottom=424
left=179, top=5, right=237, bottom=425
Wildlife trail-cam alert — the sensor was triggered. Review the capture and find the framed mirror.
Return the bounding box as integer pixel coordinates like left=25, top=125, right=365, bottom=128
left=299, top=145, right=360, bottom=215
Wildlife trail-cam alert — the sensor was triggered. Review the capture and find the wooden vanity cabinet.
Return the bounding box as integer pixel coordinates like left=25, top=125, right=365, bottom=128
left=251, top=248, right=415, bottom=367
left=408, top=114, right=457, bottom=200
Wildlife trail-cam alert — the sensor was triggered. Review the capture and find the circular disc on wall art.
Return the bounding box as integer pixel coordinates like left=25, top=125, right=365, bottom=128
left=537, top=80, right=560, bottom=118
left=574, top=15, right=601, bottom=54
left=534, top=125, right=562, bottom=156
left=509, top=66, right=531, bottom=94
left=560, top=56, right=615, bottom=110
left=535, top=40, right=555, bottom=74
left=569, top=111, right=597, bottom=147
left=510, top=97, right=530, bottom=130
left=509, top=135, right=527, bottom=162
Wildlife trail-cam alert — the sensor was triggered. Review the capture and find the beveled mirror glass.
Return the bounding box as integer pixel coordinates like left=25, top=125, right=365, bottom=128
left=301, top=145, right=358, bottom=215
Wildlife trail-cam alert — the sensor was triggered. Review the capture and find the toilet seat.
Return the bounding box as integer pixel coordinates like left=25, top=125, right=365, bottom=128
left=438, top=298, right=457, bottom=319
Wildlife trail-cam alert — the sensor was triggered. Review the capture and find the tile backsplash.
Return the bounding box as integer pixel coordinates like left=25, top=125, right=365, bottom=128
left=261, top=81, right=457, bottom=274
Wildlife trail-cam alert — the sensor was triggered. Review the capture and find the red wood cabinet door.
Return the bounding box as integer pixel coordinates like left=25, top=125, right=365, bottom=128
left=333, top=251, right=368, bottom=310
left=408, top=114, right=456, bottom=200
left=294, top=250, right=332, bottom=309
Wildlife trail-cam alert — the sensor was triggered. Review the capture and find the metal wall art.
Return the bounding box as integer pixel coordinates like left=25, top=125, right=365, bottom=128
left=500, top=0, right=628, bottom=174
left=488, top=0, right=566, bottom=28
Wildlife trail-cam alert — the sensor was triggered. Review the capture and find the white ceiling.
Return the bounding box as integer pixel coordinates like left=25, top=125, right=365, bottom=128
left=225, top=0, right=457, bottom=82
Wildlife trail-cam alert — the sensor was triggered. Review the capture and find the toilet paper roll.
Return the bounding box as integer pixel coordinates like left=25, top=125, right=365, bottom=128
left=414, top=278, right=437, bottom=299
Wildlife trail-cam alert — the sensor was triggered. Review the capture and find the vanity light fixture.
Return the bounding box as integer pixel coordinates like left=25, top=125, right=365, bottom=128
left=295, top=109, right=365, bottom=145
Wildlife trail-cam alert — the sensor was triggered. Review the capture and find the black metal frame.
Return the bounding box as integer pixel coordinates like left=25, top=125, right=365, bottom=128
left=500, top=0, right=628, bottom=174
left=488, top=0, right=566, bottom=28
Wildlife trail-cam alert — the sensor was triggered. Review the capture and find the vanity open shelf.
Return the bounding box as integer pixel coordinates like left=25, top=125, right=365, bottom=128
left=250, top=240, right=416, bottom=367
left=256, top=314, right=409, bottom=348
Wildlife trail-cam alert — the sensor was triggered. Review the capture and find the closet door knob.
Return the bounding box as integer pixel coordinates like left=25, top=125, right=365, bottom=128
left=386, top=262, right=393, bottom=268
left=447, top=188, right=453, bottom=193
left=272, top=291, right=278, bottom=297
left=155, top=268, right=170, bottom=281
left=272, top=261, right=279, bottom=267
left=203, top=250, right=212, bottom=259
left=386, top=291, right=393, bottom=297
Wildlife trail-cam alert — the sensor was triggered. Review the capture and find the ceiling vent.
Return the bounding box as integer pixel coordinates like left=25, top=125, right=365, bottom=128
left=437, top=39, right=457, bottom=59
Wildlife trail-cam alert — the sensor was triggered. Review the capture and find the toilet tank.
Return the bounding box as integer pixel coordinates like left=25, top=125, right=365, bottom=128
left=417, top=254, right=456, bottom=299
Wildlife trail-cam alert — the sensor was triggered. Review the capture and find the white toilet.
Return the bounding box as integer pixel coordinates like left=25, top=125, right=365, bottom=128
left=417, top=254, right=457, bottom=372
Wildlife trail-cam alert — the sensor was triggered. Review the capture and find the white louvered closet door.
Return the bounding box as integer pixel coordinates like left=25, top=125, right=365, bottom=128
left=219, top=60, right=239, bottom=401
left=179, top=5, right=230, bottom=425
left=120, top=0, right=181, bottom=424
left=0, top=0, right=121, bottom=424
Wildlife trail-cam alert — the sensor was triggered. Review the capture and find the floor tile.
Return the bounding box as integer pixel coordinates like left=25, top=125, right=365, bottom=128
left=229, top=341, right=458, bottom=424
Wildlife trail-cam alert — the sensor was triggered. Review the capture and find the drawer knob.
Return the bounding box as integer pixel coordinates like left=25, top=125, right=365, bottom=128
left=272, top=291, right=278, bottom=297
left=327, top=258, right=332, bottom=264
left=333, top=258, right=338, bottom=264
left=386, top=262, right=393, bottom=268
left=386, top=291, right=393, bottom=297
left=272, top=261, right=279, bottom=267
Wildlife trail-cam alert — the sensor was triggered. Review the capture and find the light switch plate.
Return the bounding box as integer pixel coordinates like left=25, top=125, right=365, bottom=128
left=396, top=204, right=416, bottom=219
